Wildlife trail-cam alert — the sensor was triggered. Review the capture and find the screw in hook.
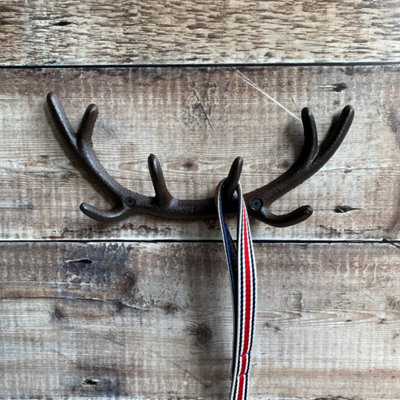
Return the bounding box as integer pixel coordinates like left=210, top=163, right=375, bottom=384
left=124, top=196, right=136, bottom=208
left=250, top=198, right=263, bottom=211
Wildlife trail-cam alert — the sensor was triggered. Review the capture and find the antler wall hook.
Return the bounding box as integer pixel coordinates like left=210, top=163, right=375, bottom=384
left=46, top=92, right=354, bottom=226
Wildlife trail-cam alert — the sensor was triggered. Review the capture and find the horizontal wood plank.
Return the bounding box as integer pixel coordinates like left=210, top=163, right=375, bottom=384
left=0, top=66, right=399, bottom=240
left=1, top=1, right=399, bottom=65
left=0, top=241, right=399, bottom=398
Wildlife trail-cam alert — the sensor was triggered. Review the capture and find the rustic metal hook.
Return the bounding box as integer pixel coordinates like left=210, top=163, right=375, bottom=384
left=46, top=92, right=354, bottom=226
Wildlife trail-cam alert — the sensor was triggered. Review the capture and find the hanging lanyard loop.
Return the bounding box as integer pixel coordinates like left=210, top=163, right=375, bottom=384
left=216, top=180, right=257, bottom=400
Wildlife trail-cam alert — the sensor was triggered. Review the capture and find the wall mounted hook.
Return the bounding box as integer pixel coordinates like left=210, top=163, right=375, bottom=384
left=46, top=92, right=354, bottom=227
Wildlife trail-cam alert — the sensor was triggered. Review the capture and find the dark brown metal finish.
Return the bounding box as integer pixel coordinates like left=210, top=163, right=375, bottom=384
left=46, top=92, right=354, bottom=226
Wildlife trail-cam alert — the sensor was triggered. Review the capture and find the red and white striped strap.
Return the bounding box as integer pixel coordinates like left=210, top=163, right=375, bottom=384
left=216, top=180, right=257, bottom=400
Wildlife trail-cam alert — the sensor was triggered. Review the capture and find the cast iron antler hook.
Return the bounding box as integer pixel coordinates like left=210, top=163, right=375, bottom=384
left=46, top=92, right=354, bottom=226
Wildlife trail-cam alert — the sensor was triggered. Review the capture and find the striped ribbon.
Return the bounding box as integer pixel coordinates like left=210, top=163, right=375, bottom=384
left=216, top=180, right=257, bottom=400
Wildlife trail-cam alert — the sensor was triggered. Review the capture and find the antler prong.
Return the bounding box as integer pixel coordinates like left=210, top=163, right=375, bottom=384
left=47, top=92, right=135, bottom=222
left=77, top=104, right=98, bottom=142
left=221, top=156, right=243, bottom=206
left=47, top=92, right=353, bottom=226
left=316, top=105, right=354, bottom=163
left=46, top=92, right=77, bottom=149
left=301, top=107, right=319, bottom=163
left=245, top=105, right=354, bottom=227
left=148, top=154, right=173, bottom=206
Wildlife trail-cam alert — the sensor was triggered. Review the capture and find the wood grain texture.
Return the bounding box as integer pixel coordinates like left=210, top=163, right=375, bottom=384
left=0, top=241, right=399, bottom=399
left=0, top=65, right=399, bottom=240
left=0, top=0, right=399, bottom=65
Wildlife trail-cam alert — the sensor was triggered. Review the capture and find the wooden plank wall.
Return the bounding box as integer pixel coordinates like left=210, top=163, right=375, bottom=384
left=1, top=1, right=400, bottom=64
left=0, top=1, right=399, bottom=399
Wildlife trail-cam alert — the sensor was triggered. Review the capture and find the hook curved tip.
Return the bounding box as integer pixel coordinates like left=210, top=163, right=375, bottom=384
left=253, top=204, right=313, bottom=227
left=80, top=202, right=128, bottom=223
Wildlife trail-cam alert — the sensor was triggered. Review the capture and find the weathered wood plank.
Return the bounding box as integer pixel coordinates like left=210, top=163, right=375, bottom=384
left=0, top=0, right=399, bottom=65
left=0, top=241, right=399, bottom=398
left=0, top=66, right=399, bottom=240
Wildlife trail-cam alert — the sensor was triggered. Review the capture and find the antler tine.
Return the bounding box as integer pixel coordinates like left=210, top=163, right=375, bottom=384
left=314, top=105, right=354, bottom=166
left=46, top=92, right=138, bottom=222
left=214, top=156, right=244, bottom=214
left=245, top=105, right=354, bottom=227
left=47, top=92, right=352, bottom=226
left=221, top=157, right=243, bottom=206
left=46, top=92, right=78, bottom=151
left=255, top=107, right=319, bottom=204
left=148, top=154, right=173, bottom=206
left=75, top=103, right=131, bottom=201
